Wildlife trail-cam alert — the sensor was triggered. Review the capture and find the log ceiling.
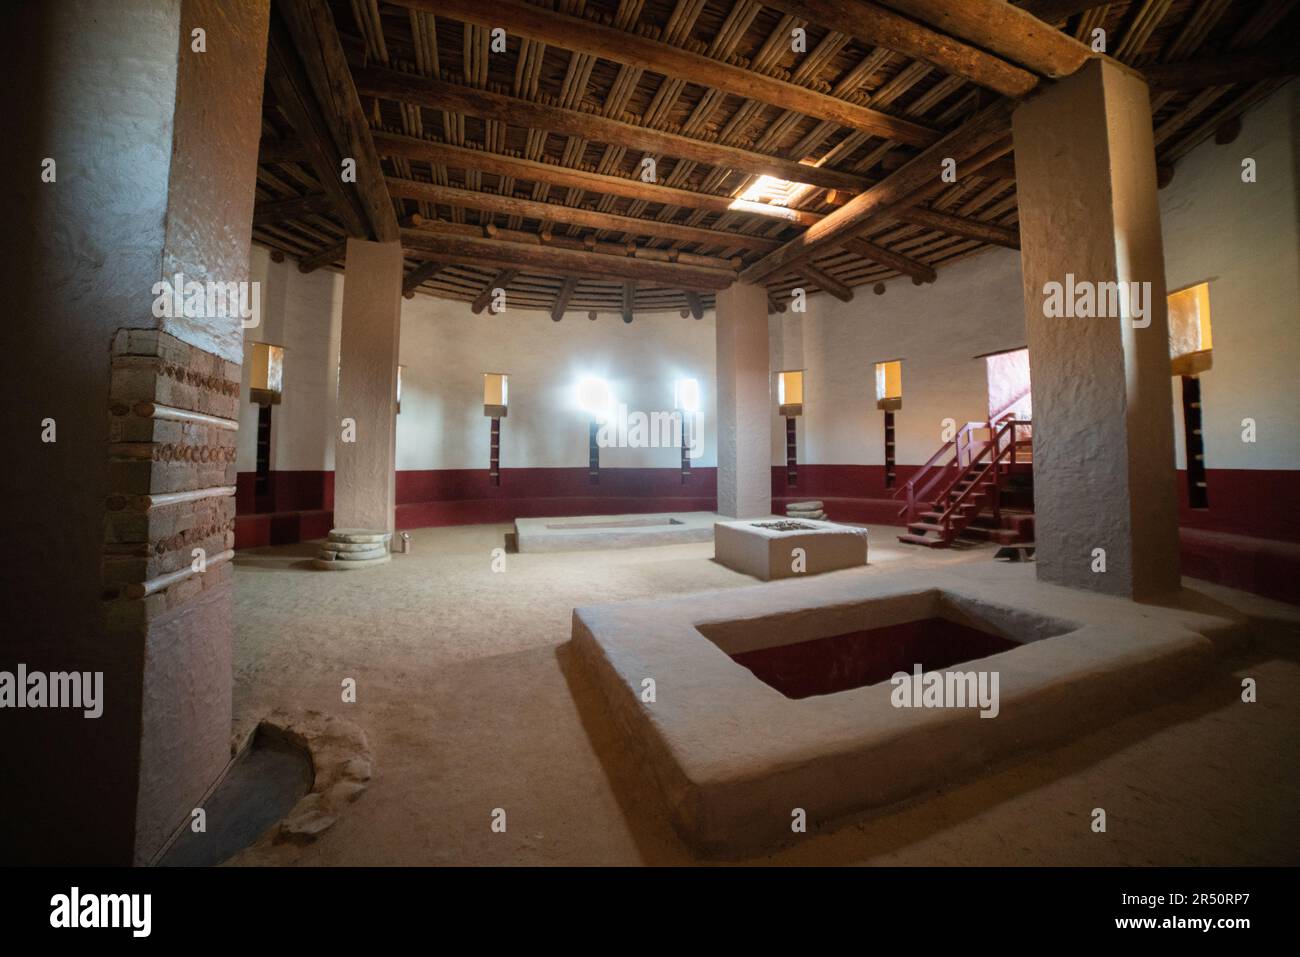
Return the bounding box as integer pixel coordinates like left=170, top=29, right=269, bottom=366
left=252, top=0, right=1299, bottom=319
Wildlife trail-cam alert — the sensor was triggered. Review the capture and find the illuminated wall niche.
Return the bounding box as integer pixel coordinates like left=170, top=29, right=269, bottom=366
left=483, top=373, right=508, bottom=486
left=875, top=360, right=902, bottom=488
left=777, top=370, right=804, bottom=487
left=1168, top=282, right=1213, bottom=508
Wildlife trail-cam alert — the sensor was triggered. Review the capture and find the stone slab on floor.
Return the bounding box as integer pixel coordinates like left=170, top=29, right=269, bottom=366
left=714, top=518, right=868, bottom=580
left=515, top=511, right=720, bottom=553
left=570, top=562, right=1244, bottom=858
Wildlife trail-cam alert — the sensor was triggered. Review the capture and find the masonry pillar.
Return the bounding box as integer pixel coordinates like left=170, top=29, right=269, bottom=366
left=333, top=238, right=403, bottom=534
left=1013, top=58, right=1180, bottom=599
left=1, top=0, right=269, bottom=863
left=715, top=281, right=772, bottom=518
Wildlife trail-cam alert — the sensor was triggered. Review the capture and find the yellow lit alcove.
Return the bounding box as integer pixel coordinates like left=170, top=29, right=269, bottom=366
left=1168, top=281, right=1213, bottom=376
left=778, top=370, right=804, bottom=417
left=484, top=372, right=509, bottom=418
left=875, top=359, right=902, bottom=411
left=249, top=342, right=285, bottom=406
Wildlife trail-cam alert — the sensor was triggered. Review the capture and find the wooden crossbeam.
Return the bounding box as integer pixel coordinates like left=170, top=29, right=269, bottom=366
left=402, top=230, right=736, bottom=290
left=471, top=269, right=517, bottom=314
left=373, top=133, right=823, bottom=225
left=390, top=0, right=939, bottom=146
left=297, top=240, right=346, bottom=273
left=257, top=137, right=309, bottom=165
left=1019, top=0, right=1110, bottom=24
left=622, top=280, right=635, bottom=323
left=266, top=22, right=369, bottom=239
left=384, top=178, right=781, bottom=252
left=252, top=192, right=334, bottom=226
left=843, top=236, right=937, bottom=283
left=741, top=101, right=1015, bottom=283
left=892, top=207, right=1020, bottom=249
left=402, top=260, right=444, bottom=296
left=1144, top=47, right=1300, bottom=90
left=551, top=277, right=578, bottom=321
left=356, top=67, right=871, bottom=194
left=795, top=263, right=854, bottom=302
left=762, top=0, right=1037, bottom=97
left=275, top=0, right=399, bottom=242
left=876, top=0, right=1095, bottom=78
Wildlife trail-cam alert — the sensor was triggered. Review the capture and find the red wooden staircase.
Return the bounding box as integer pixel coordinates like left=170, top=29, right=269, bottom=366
left=894, top=416, right=1034, bottom=548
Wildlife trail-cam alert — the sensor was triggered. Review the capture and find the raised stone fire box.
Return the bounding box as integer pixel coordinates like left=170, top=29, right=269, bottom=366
left=570, top=564, right=1241, bottom=857
left=714, top=518, right=867, bottom=580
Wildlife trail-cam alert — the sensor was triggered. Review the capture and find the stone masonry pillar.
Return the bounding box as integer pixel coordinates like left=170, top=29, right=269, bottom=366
left=333, top=238, right=404, bottom=534
left=2, top=0, right=270, bottom=863
left=715, top=281, right=772, bottom=518
left=1013, top=58, right=1181, bottom=599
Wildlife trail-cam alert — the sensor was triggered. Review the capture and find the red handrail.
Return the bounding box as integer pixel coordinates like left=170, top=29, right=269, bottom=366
left=935, top=418, right=1029, bottom=535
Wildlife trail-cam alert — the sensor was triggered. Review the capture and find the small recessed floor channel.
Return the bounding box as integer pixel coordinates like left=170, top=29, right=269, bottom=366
left=160, top=729, right=313, bottom=867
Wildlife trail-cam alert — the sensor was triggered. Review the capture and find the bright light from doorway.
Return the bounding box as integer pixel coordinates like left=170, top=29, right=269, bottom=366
left=674, top=377, right=700, bottom=413
left=576, top=376, right=614, bottom=420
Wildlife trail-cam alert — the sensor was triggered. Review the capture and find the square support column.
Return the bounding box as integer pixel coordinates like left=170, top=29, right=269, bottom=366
left=715, top=281, right=772, bottom=518
left=1013, top=58, right=1180, bottom=599
left=334, top=238, right=404, bottom=534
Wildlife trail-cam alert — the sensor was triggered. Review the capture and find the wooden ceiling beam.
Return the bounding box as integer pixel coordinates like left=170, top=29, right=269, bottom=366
left=356, top=67, right=870, bottom=194
left=257, top=137, right=309, bottom=165
left=265, top=22, right=370, bottom=239
left=402, top=260, right=444, bottom=296
left=275, top=0, right=399, bottom=242
left=373, top=133, right=823, bottom=225
left=842, top=236, right=937, bottom=283
left=551, top=277, right=579, bottom=321
left=877, top=0, right=1095, bottom=78
left=892, top=207, right=1020, bottom=249
left=471, top=269, right=517, bottom=314
left=402, top=230, right=736, bottom=290
left=1018, top=0, right=1110, bottom=24
left=297, top=240, right=347, bottom=273
left=252, top=192, right=335, bottom=226
left=762, top=0, right=1038, bottom=97
left=622, top=280, right=635, bottom=323
left=794, top=263, right=855, bottom=302
left=389, top=0, right=939, bottom=146
left=1143, top=47, right=1300, bottom=91
left=384, top=178, right=781, bottom=253
left=741, top=101, right=1015, bottom=283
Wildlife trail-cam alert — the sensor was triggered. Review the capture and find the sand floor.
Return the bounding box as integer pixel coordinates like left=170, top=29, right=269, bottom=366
left=229, top=523, right=1300, bottom=865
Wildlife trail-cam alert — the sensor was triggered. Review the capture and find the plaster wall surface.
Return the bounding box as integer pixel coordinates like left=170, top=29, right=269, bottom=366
left=1160, top=84, right=1300, bottom=471
left=791, top=249, right=1027, bottom=468
left=397, top=296, right=719, bottom=471
left=236, top=247, right=344, bottom=471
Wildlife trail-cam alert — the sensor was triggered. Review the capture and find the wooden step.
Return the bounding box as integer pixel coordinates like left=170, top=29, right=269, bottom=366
left=897, top=533, right=946, bottom=547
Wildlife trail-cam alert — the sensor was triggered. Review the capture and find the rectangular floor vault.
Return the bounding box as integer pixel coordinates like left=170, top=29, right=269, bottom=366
left=570, top=561, right=1245, bottom=857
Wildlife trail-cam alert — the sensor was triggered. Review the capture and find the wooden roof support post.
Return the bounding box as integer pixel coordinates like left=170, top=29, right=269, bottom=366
left=842, top=236, right=937, bottom=283
left=471, top=269, right=517, bottom=315
left=402, top=260, right=443, bottom=296
left=796, top=263, right=855, bottom=303
left=622, top=280, right=635, bottom=324
left=551, top=277, right=578, bottom=322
